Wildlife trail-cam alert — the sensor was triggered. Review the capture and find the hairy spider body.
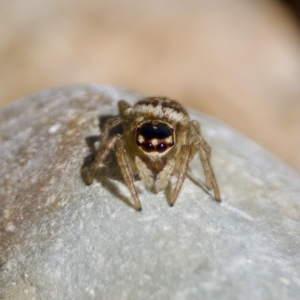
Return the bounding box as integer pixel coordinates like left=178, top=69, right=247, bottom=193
left=86, top=97, right=220, bottom=211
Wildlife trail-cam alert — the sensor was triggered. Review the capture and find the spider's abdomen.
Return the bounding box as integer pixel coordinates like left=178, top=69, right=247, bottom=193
left=136, top=122, right=174, bottom=154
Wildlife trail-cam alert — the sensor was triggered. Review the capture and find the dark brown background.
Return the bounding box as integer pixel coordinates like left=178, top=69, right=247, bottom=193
left=1, top=0, right=300, bottom=172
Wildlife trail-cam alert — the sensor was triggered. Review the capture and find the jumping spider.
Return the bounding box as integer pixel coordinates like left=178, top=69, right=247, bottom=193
left=85, top=97, right=220, bottom=211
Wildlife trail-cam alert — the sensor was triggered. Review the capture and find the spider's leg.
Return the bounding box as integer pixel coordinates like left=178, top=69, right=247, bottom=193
left=100, top=117, right=122, bottom=143
left=116, top=140, right=142, bottom=211
left=191, top=122, right=221, bottom=201
left=85, top=134, right=120, bottom=185
left=118, top=100, right=132, bottom=114
left=169, top=145, right=190, bottom=206
left=199, top=142, right=220, bottom=201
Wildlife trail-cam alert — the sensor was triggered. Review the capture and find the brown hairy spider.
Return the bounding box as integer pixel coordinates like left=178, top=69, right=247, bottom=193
left=85, top=97, right=220, bottom=211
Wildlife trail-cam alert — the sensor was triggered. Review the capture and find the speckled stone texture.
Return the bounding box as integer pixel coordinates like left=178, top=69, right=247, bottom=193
left=0, top=85, right=300, bottom=300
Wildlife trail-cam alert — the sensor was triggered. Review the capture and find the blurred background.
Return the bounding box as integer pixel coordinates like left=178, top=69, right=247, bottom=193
left=0, top=0, right=300, bottom=173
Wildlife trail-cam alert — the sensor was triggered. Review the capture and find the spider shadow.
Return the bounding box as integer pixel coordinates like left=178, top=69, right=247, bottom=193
left=81, top=115, right=137, bottom=210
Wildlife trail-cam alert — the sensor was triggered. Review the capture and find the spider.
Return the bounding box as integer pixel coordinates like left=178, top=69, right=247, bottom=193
left=84, top=97, right=220, bottom=211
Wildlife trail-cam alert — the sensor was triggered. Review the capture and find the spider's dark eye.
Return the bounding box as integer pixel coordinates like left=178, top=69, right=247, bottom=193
left=157, top=143, right=167, bottom=152
left=145, top=142, right=154, bottom=150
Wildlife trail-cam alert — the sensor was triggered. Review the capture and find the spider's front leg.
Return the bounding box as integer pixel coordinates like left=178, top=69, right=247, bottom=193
left=169, top=145, right=191, bottom=206
left=198, top=142, right=220, bottom=201
left=190, top=121, right=221, bottom=201
left=115, top=139, right=142, bottom=211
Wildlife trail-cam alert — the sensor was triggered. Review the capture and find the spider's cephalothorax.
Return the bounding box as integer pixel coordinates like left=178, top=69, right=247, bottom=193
left=85, top=97, right=220, bottom=211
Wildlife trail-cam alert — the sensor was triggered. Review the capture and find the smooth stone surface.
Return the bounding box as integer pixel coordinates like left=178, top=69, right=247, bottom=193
left=0, top=84, right=300, bottom=300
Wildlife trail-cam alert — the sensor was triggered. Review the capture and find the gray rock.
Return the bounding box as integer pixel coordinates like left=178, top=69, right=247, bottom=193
left=0, top=84, right=299, bottom=300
